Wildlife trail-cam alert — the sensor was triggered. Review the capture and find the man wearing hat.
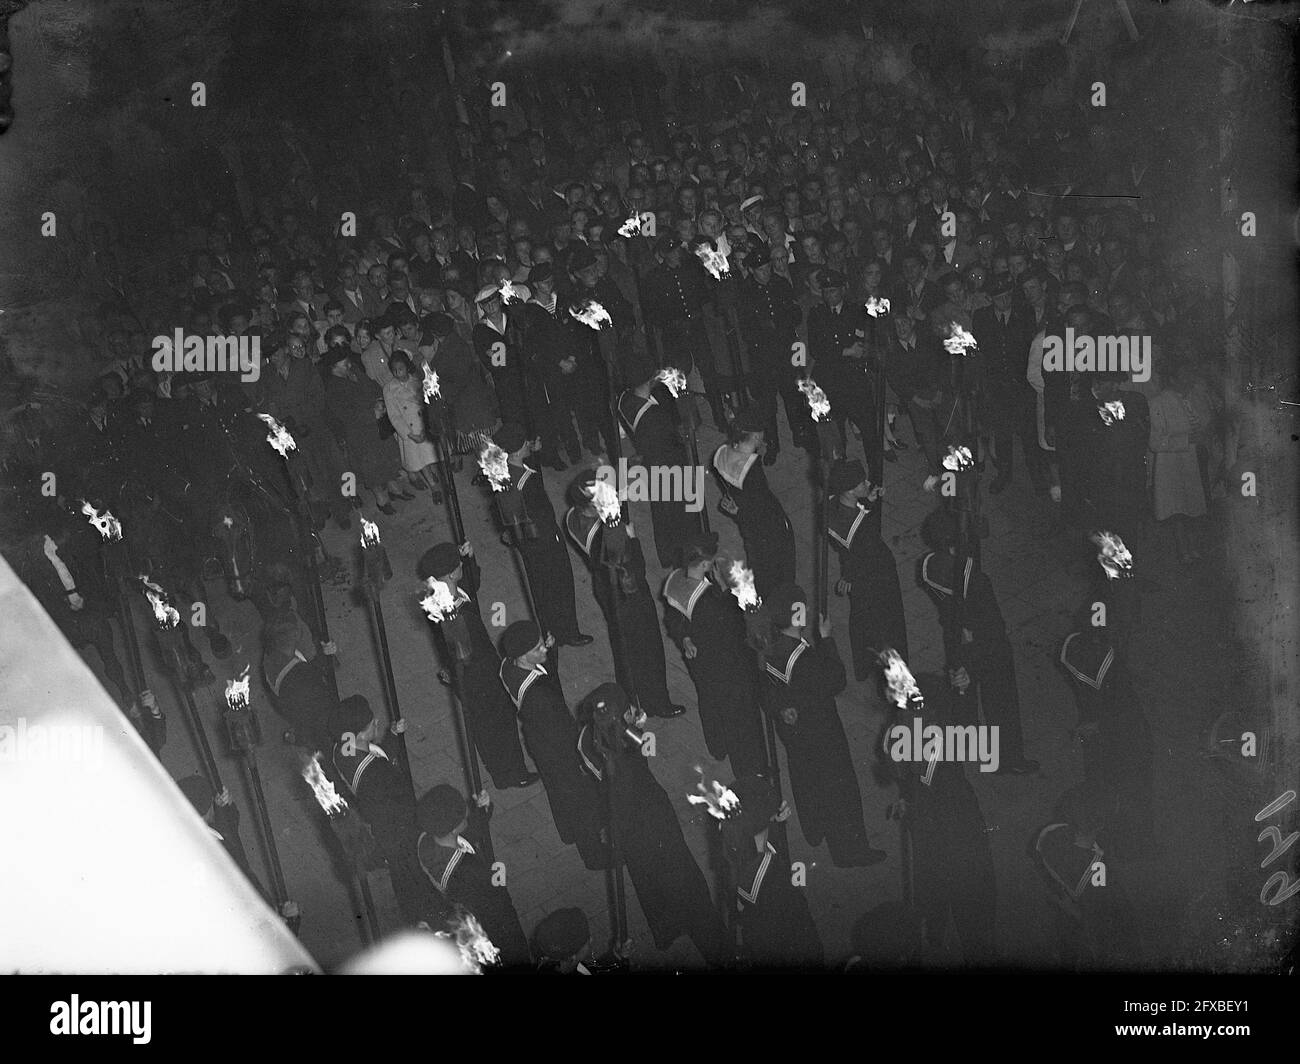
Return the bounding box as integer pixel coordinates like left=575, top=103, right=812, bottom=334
left=884, top=309, right=948, bottom=478
left=807, top=267, right=877, bottom=457
left=532, top=907, right=628, bottom=972
left=417, top=541, right=537, bottom=789
left=565, top=242, right=631, bottom=459
left=662, top=530, right=768, bottom=774
left=917, top=507, right=1038, bottom=774
left=826, top=458, right=909, bottom=680
left=762, top=584, right=884, bottom=868
left=498, top=620, right=609, bottom=870
left=712, top=414, right=795, bottom=599
left=563, top=471, right=685, bottom=719
left=491, top=421, right=591, bottom=647
left=416, top=783, right=532, bottom=967
left=616, top=371, right=699, bottom=568
left=521, top=261, right=585, bottom=470
left=472, top=282, right=532, bottom=432
left=329, top=694, right=433, bottom=925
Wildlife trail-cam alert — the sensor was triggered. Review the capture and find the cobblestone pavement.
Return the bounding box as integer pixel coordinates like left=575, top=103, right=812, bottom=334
left=115, top=404, right=1248, bottom=971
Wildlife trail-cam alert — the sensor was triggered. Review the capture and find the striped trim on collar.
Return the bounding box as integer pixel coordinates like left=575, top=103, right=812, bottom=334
left=514, top=464, right=536, bottom=491
left=500, top=661, right=548, bottom=709
left=663, top=570, right=709, bottom=620
left=271, top=651, right=308, bottom=696
left=619, top=393, right=657, bottom=434
left=920, top=553, right=974, bottom=598
left=577, top=725, right=603, bottom=781
left=1059, top=633, right=1115, bottom=691
left=737, top=843, right=776, bottom=904
left=418, top=832, right=477, bottom=894
left=335, top=743, right=390, bottom=797
left=827, top=502, right=869, bottom=548
left=765, top=639, right=810, bottom=685
left=713, top=445, right=758, bottom=489
left=565, top=509, right=601, bottom=557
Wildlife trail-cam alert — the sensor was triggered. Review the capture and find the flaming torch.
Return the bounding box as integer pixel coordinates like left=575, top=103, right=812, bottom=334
left=1098, top=400, right=1126, bottom=426
left=618, top=214, right=642, bottom=239
left=866, top=296, right=891, bottom=318
left=498, top=279, right=526, bottom=305
left=880, top=648, right=925, bottom=711
left=80, top=500, right=122, bottom=541
left=798, top=376, right=841, bottom=460
left=570, top=300, right=612, bottom=330
left=797, top=377, right=832, bottom=423
left=140, top=575, right=180, bottom=629
left=478, top=442, right=511, bottom=492
left=655, top=366, right=687, bottom=398
left=225, top=666, right=251, bottom=712
left=694, top=243, right=730, bottom=280
left=589, top=477, right=623, bottom=527
left=301, top=751, right=381, bottom=941
left=1092, top=530, right=1133, bottom=580
left=422, top=364, right=441, bottom=403
left=257, top=413, right=297, bottom=457
left=943, top=324, right=978, bottom=355
left=419, top=577, right=459, bottom=623
left=942, top=444, right=974, bottom=471
left=361, top=518, right=381, bottom=548
left=688, top=766, right=742, bottom=821
left=727, top=559, right=760, bottom=612
left=437, top=908, right=501, bottom=972
left=302, top=752, right=347, bottom=817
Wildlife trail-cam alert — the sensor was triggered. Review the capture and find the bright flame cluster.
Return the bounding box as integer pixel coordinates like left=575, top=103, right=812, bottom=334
left=865, top=296, right=891, bottom=318
left=727, top=560, right=760, bottom=611
left=302, top=753, right=346, bottom=816
left=419, top=577, right=458, bottom=622
left=498, top=279, right=526, bottom=304
left=687, top=768, right=741, bottom=821
left=361, top=518, right=381, bottom=548
left=797, top=377, right=831, bottom=421
left=694, top=244, right=730, bottom=280
left=422, top=364, right=441, bottom=402
left=1092, top=530, right=1133, bottom=580
left=478, top=443, right=511, bottom=492
left=438, top=909, right=500, bottom=971
left=617, top=214, right=642, bottom=239
left=588, top=478, right=622, bottom=525
left=943, top=324, right=978, bottom=355
left=655, top=367, right=687, bottom=398
left=140, top=575, right=180, bottom=629
left=880, top=648, right=924, bottom=710
left=80, top=500, right=122, bottom=541
left=1098, top=400, right=1126, bottom=426
left=569, top=300, right=611, bottom=330
left=942, top=445, right=973, bottom=471
left=224, top=665, right=251, bottom=710
left=257, top=413, right=297, bottom=457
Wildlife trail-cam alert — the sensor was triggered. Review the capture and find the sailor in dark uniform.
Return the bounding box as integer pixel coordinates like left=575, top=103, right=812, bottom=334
left=661, top=530, right=768, bottom=775
left=722, top=773, right=824, bottom=970
left=416, top=541, right=538, bottom=789
left=763, top=584, right=885, bottom=868
left=1086, top=373, right=1150, bottom=551
left=521, top=262, right=583, bottom=469
left=492, top=421, right=592, bottom=647
left=807, top=269, right=876, bottom=457
left=177, top=774, right=264, bottom=897
left=498, top=621, right=610, bottom=870
left=532, top=907, right=628, bottom=973
left=916, top=508, right=1038, bottom=774
left=329, top=695, right=432, bottom=925
left=879, top=672, right=998, bottom=965
left=576, top=683, right=729, bottom=966
left=617, top=372, right=700, bottom=568
left=416, top=783, right=532, bottom=968
left=712, top=413, right=795, bottom=600
left=473, top=285, right=531, bottom=432
left=826, top=458, right=909, bottom=679
left=563, top=471, right=685, bottom=718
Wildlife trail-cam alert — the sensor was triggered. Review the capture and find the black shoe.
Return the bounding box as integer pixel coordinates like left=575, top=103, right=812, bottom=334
left=647, top=703, right=687, bottom=719
left=378, top=502, right=397, bottom=515
left=989, top=473, right=1011, bottom=495
left=207, top=630, right=232, bottom=660
left=501, top=772, right=541, bottom=789
left=882, top=448, right=899, bottom=463
left=891, top=438, right=910, bottom=451
left=561, top=633, right=594, bottom=647
left=393, top=490, right=416, bottom=501
left=997, top=757, right=1040, bottom=775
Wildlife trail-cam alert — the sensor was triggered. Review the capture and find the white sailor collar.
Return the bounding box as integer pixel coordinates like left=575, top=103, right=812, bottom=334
left=713, top=445, right=758, bottom=489
left=920, top=552, right=973, bottom=598
left=827, top=500, right=869, bottom=548
left=663, top=569, right=709, bottom=620
left=765, top=637, right=810, bottom=685
left=737, top=842, right=776, bottom=904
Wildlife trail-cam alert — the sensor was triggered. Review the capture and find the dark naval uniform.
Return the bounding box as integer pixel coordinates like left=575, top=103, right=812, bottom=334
left=807, top=299, right=876, bottom=447
left=577, top=724, right=729, bottom=965
left=564, top=510, right=676, bottom=716
left=508, top=460, right=584, bottom=642
left=617, top=383, right=700, bottom=567
left=917, top=550, right=1030, bottom=766
left=737, top=272, right=808, bottom=454
left=417, top=825, right=532, bottom=967
left=712, top=444, right=795, bottom=600
left=1085, top=388, right=1150, bottom=549
left=474, top=315, right=531, bottom=433
left=828, top=497, right=909, bottom=679
left=661, top=569, right=767, bottom=774
left=499, top=659, right=609, bottom=869
left=443, top=555, right=532, bottom=786
left=735, top=841, right=824, bottom=969
left=763, top=634, right=875, bottom=866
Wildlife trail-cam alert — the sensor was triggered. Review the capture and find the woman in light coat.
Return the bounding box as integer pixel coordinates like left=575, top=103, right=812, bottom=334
left=1149, top=360, right=1207, bottom=563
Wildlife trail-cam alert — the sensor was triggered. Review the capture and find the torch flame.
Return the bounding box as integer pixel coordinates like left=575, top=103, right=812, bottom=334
left=941, top=445, right=973, bottom=471
left=422, top=364, right=441, bottom=402
left=569, top=300, right=612, bottom=330
left=727, top=560, right=760, bottom=611
left=587, top=478, right=622, bottom=525
left=257, top=413, right=297, bottom=457
left=1098, top=400, right=1126, bottom=426
left=301, top=752, right=347, bottom=816
left=438, top=908, right=500, bottom=971
left=943, top=324, right=978, bottom=355
left=694, top=244, right=730, bottom=280
left=80, top=500, right=123, bottom=541
left=224, top=665, right=251, bottom=710
left=139, top=575, right=180, bottom=629
left=361, top=518, right=381, bottom=548
left=655, top=367, right=687, bottom=398
left=865, top=296, right=891, bottom=318
left=498, top=279, right=526, bottom=304
left=687, top=766, right=742, bottom=820
left=1091, top=530, right=1133, bottom=580
left=797, top=377, right=831, bottom=422
left=477, top=442, right=512, bottom=492
left=618, top=214, right=642, bottom=239
left=880, top=648, right=924, bottom=710
left=419, top=577, right=458, bottom=622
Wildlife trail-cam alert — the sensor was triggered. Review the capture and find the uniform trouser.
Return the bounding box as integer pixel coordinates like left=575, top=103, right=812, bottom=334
left=575, top=376, right=618, bottom=459
left=848, top=573, right=909, bottom=680
left=827, top=373, right=878, bottom=458
left=741, top=520, right=796, bottom=602
left=659, top=319, right=726, bottom=426
left=912, top=818, right=998, bottom=962
left=519, top=530, right=583, bottom=640
left=67, top=613, right=130, bottom=702
left=989, top=380, right=1047, bottom=488
left=540, top=382, right=583, bottom=463
left=752, top=356, right=813, bottom=451
left=690, top=671, right=769, bottom=775
left=459, top=655, right=531, bottom=785
left=968, top=634, right=1027, bottom=762
left=648, top=495, right=701, bottom=569
left=595, top=581, right=674, bottom=714
left=906, top=397, right=950, bottom=473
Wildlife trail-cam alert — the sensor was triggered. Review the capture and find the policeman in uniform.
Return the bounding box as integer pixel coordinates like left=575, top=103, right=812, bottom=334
left=492, top=421, right=592, bottom=647
left=807, top=269, right=875, bottom=458
left=826, top=458, right=909, bottom=679
left=763, top=583, right=885, bottom=868
left=416, top=783, right=532, bottom=967
left=473, top=285, right=532, bottom=434
left=565, top=244, right=629, bottom=460
left=563, top=471, right=684, bottom=718
left=662, top=530, right=768, bottom=775
left=521, top=262, right=584, bottom=469
left=416, top=541, right=538, bottom=789
left=917, top=508, right=1039, bottom=774
left=498, top=620, right=609, bottom=870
